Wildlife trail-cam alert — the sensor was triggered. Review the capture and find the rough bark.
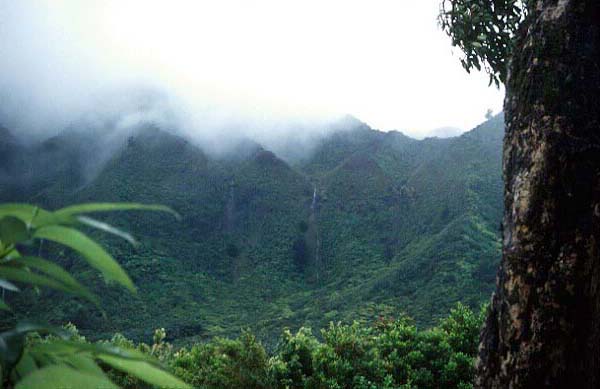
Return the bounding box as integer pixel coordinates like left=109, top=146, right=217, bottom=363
left=476, top=0, right=600, bottom=387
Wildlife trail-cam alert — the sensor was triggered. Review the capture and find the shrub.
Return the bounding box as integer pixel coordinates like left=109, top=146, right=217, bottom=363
left=172, top=330, right=271, bottom=388
left=0, top=202, right=188, bottom=388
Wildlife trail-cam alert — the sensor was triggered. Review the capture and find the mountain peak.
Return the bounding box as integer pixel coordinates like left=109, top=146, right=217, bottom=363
left=428, top=126, right=464, bottom=138
left=459, top=113, right=504, bottom=142
left=253, top=148, right=280, bottom=165
left=0, top=125, right=17, bottom=145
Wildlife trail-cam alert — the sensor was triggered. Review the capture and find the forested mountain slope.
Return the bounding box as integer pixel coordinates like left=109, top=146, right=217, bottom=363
left=0, top=115, right=503, bottom=344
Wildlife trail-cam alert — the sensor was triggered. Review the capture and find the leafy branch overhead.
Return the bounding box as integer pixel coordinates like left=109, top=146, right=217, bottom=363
left=0, top=202, right=189, bottom=389
left=438, top=0, right=529, bottom=86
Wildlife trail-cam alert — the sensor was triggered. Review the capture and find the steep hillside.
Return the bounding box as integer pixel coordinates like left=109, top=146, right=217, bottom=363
left=289, top=115, right=503, bottom=325
left=0, top=125, right=22, bottom=198
left=0, top=115, right=504, bottom=343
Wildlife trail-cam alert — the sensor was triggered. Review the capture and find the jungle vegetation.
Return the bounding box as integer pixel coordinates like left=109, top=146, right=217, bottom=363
left=0, top=115, right=504, bottom=346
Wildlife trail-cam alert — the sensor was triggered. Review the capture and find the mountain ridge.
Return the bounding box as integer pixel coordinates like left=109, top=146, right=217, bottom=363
left=0, top=115, right=504, bottom=344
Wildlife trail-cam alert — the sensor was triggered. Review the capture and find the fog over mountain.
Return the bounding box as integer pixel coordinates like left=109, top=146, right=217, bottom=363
left=0, top=1, right=503, bottom=150
left=428, top=126, right=464, bottom=138
left=0, top=112, right=504, bottom=342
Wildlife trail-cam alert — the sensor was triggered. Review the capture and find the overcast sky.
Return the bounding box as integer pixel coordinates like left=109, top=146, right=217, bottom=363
left=0, top=0, right=504, bottom=139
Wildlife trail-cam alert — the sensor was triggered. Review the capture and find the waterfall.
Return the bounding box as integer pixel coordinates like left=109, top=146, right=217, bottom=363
left=225, top=179, right=235, bottom=232
left=309, top=184, right=321, bottom=283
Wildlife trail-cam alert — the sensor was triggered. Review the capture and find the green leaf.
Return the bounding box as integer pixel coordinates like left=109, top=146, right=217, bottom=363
left=0, top=267, right=76, bottom=295
left=13, top=321, right=69, bottom=338
left=0, top=204, right=38, bottom=223
left=0, top=278, right=20, bottom=292
left=54, top=203, right=181, bottom=220
left=30, top=340, right=156, bottom=364
left=16, top=364, right=118, bottom=389
left=98, top=354, right=191, bottom=388
left=0, top=204, right=53, bottom=228
left=0, top=264, right=98, bottom=305
left=13, top=257, right=98, bottom=304
left=62, top=354, right=106, bottom=377
left=76, top=216, right=137, bottom=246
left=0, top=216, right=29, bottom=245
left=12, top=351, right=37, bottom=381
left=0, top=298, right=10, bottom=311
left=0, top=329, right=26, bottom=376
left=0, top=322, right=66, bottom=376
left=33, top=225, right=135, bottom=292
left=2, top=247, right=21, bottom=260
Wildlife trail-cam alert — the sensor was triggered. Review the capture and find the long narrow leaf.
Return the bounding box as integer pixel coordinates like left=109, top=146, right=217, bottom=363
left=13, top=322, right=69, bottom=337
left=12, top=257, right=98, bottom=304
left=76, top=216, right=137, bottom=245
left=0, top=278, right=20, bottom=292
left=0, top=204, right=54, bottom=228
left=0, top=216, right=29, bottom=244
left=62, top=354, right=106, bottom=377
left=99, top=354, right=191, bottom=389
left=16, top=364, right=118, bottom=389
left=0, top=298, right=10, bottom=311
left=33, top=225, right=135, bottom=292
left=0, top=328, right=26, bottom=374
left=30, top=340, right=157, bottom=364
left=0, top=204, right=39, bottom=223
left=54, top=203, right=180, bottom=220
left=0, top=322, right=67, bottom=375
left=12, top=351, right=38, bottom=381
left=27, top=343, right=107, bottom=378
left=0, top=267, right=76, bottom=295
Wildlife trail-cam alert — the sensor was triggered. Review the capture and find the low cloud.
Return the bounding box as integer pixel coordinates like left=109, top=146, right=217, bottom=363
left=0, top=1, right=502, bottom=159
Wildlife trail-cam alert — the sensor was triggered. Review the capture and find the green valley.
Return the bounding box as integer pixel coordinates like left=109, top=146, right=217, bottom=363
left=0, top=115, right=503, bottom=345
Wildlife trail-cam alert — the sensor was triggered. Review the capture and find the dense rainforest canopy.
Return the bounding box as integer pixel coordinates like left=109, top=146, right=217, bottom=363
left=0, top=116, right=504, bottom=343
left=3, top=0, right=599, bottom=387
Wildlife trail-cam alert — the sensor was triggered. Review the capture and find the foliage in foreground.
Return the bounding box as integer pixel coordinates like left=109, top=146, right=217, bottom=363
left=0, top=203, right=189, bottom=388
left=0, top=200, right=489, bottom=388
left=438, top=0, right=530, bottom=86
left=72, top=303, right=484, bottom=388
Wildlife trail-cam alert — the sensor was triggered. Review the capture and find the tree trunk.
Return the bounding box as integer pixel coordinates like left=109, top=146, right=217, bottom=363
left=476, top=0, right=600, bottom=387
